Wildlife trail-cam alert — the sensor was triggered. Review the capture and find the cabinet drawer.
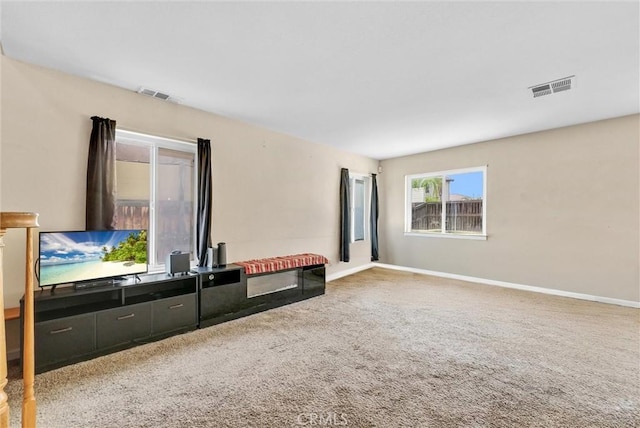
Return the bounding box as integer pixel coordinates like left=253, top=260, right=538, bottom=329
left=152, top=294, right=196, bottom=335
left=96, top=303, right=152, bottom=349
left=200, top=282, right=247, bottom=319
left=35, top=313, right=95, bottom=368
left=302, top=265, right=326, bottom=296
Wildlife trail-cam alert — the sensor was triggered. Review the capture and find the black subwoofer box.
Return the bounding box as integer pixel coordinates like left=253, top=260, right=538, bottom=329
left=166, top=252, right=190, bottom=275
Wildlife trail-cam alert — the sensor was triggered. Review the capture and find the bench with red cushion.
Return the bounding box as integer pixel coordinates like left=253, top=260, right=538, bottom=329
left=234, top=253, right=329, bottom=275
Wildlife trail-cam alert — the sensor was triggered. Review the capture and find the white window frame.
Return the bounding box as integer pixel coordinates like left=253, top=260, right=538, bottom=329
left=404, top=165, right=487, bottom=240
left=115, top=130, right=198, bottom=270
left=349, top=172, right=370, bottom=243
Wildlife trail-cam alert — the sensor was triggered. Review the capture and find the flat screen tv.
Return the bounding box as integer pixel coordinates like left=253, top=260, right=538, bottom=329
left=39, top=229, right=148, bottom=288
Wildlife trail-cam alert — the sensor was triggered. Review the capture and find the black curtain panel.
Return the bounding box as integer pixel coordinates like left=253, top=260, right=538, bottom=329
left=370, top=173, right=380, bottom=261
left=340, top=168, right=350, bottom=262
left=86, top=116, right=117, bottom=230
left=196, top=138, right=213, bottom=267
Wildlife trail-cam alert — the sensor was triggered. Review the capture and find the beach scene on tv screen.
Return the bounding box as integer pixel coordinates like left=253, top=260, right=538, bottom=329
left=39, top=230, right=148, bottom=286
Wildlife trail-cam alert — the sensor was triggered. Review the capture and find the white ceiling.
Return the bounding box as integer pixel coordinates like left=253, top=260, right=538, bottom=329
left=1, top=1, right=638, bottom=160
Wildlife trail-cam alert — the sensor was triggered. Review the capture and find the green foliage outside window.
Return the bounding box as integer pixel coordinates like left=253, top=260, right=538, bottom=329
left=411, top=177, right=442, bottom=202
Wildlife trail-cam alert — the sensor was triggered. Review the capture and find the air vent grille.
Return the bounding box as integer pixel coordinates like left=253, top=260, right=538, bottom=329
left=530, top=75, right=575, bottom=98
left=139, top=88, right=156, bottom=97
left=551, top=78, right=572, bottom=93
left=137, top=87, right=180, bottom=103
left=532, top=84, right=551, bottom=98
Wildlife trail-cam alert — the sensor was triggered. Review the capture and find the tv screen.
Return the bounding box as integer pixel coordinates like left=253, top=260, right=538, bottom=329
left=39, top=230, right=148, bottom=287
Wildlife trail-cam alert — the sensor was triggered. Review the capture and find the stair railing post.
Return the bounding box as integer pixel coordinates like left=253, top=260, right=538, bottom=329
left=21, top=223, right=37, bottom=428
left=0, top=216, right=10, bottom=428
left=0, top=212, right=39, bottom=428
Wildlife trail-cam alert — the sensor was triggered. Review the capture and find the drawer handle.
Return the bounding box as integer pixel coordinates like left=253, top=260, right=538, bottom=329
left=50, top=327, right=73, bottom=335
left=117, top=314, right=135, bottom=320
left=169, top=303, right=184, bottom=310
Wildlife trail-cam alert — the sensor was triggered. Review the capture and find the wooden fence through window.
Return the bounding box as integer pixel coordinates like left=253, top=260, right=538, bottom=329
left=412, top=200, right=483, bottom=232
left=116, top=200, right=149, bottom=230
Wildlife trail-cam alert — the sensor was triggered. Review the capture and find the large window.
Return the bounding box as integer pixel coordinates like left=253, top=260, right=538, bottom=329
left=115, top=130, right=197, bottom=269
left=406, top=166, right=486, bottom=239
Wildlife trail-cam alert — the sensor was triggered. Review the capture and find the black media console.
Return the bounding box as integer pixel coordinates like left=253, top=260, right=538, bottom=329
left=23, top=273, right=198, bottom=373
left=195, top=263, right=325, bottom=328
left=23, top=263, right=326, bottom=373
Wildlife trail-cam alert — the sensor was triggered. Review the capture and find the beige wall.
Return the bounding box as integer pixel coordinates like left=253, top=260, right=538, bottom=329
left=0, top=51, right=22, bottom=362
left=1, top=53, right=637, bottom=344
left=380, top=115, right=640, bottom=302
left=0, top=55, right=378, bottom=309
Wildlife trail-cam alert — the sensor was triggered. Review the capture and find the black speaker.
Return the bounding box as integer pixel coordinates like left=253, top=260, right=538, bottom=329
left=166, top=251, right=190, bottom=276
left=217, top=242, right=226, bottom=266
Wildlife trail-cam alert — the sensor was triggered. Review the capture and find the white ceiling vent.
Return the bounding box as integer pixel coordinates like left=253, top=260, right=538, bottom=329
left=529, top=75, right=575, bottom=98
left=137, top=87, right=181, bottom=103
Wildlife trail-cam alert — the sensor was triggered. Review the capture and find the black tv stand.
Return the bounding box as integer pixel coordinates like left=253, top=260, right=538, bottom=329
left=74, top=279, right=115, bottom=290
left=24, top=272, right=198, bottom=373
left=23, top=264, right=325, bottom=374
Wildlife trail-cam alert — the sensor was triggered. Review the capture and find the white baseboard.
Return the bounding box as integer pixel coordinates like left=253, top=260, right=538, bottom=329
left=372, top=263, right=640, bottom=308
left=326, top=263, right=375, bottom=282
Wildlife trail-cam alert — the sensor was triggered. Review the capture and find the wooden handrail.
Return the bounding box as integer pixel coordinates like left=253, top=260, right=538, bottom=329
left=0, top=212, right=39, bottom=428
left=3, top=308, right=20, bottom=321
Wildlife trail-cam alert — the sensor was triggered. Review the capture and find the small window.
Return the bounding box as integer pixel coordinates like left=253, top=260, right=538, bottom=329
left=349, top=174, right=369, bottom=243
left=115, top=130, right=197, bottom=269
left=406, top=167, right=486, bottom=238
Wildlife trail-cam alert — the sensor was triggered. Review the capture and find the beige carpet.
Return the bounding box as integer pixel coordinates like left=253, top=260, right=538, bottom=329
left=6, top=267, right=640, bottom=427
